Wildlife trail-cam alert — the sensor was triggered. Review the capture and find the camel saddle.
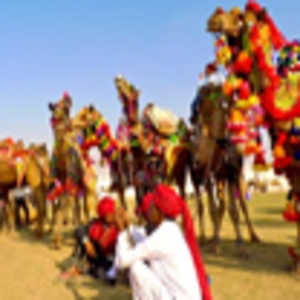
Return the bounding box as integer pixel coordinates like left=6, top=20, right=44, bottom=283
left=145, top=105, right=180, bottom=136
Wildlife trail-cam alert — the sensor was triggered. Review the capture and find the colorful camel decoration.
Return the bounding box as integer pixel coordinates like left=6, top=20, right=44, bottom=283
left=74, top=105, right=130, bottom=207
left=207, top=0, right=300, bottom=271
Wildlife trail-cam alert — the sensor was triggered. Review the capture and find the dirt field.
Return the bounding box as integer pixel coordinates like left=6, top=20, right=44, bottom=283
left=0, top=192, right=300, bottom=300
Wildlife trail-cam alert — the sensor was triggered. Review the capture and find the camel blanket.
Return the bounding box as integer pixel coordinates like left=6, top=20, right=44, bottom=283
left=0, top=161, right=16, bottom=184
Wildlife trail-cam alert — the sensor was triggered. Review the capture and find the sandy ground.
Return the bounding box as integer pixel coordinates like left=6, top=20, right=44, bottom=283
left=1, top=192, right=300, bottom=300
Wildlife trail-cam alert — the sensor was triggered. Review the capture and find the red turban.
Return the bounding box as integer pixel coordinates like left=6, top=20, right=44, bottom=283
left=97, top=196, right=115, bottom=218
left=141, top=184, right=213, bottom=300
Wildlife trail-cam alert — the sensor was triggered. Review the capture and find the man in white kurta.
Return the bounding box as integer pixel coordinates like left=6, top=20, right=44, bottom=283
left=115, top=219, right=202, bottom=300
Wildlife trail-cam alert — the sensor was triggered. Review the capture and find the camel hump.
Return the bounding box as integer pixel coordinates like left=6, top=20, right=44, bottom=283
left=0, top=161, right=17, bottom=184
left=25, top=159, right=41, bottom=188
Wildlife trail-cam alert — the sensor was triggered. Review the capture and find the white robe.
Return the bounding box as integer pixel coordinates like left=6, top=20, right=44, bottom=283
left=115, top=221, right=202, bottom=300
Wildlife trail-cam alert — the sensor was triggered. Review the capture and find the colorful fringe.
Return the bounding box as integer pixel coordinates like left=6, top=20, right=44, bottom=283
left=81, top=116, right=119, bottom=163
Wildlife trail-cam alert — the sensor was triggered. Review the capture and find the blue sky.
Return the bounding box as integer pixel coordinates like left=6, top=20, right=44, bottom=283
left=1, top=0, right=299, bottom=147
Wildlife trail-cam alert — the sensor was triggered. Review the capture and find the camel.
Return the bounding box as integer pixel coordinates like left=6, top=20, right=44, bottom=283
left=0, top=143, right=50, bottom=237
left=72, top=105, right=129, bottom=207
left=48, top=93, right=97, bottom=248
left=190, top=83, right=259, bottom=255
left=114, top=75, right=190, bottom=199
left=207, top=0, right=300, bottom=269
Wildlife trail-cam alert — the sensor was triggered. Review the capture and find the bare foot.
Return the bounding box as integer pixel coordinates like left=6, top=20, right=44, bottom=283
left=61, top=266, right=81, bottom=280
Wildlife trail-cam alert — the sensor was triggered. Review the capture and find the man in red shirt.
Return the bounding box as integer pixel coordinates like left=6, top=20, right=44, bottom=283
left=64, top=197, right=119, bottom=282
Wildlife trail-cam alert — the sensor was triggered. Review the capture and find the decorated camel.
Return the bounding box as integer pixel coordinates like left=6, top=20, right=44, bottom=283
left=190, top=74, right=260, bottom=255
left=114, top=75, right=191, bottom=199
left=72, top=105, right=129, bottom=207
left=0, top=140, right=50, bottom=237
left=48, top=93, right=97, bottom=248
left=75, top=77, right=190, bottom=209
left=207, top=0, right=300, bottom=270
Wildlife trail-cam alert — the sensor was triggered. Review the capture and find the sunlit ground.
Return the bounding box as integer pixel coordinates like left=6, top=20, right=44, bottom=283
left=0, top=192, right=299, bottom=300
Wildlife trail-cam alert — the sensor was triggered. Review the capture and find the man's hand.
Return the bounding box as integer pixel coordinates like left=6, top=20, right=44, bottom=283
left=115, top=207, right=129, bottom=231
left=84, top=239, right=96, bottom=258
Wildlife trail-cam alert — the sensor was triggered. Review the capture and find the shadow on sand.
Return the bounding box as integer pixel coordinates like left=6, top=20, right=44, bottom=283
left=55, top=257, right=131, bottom=300
left=201, top=238, right=292, bottom=275
left=15, top=225, right=75, bottom=249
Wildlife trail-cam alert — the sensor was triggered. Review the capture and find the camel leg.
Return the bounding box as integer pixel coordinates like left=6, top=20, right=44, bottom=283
left=7, top=191, right=15, bottom=233
left=51, top=194, right=68, bottom=249
left=82, top=192, right=89, bottom=223
left=34, top=186, right=46, bottom=238
left=14, top=198, right=22, bottom=229
left=119, top=187, right=126, bottom=209
left=50, top=200, right=60, bottom=247
left=177, top=172, right=186, bottom=200
left=73, top=194, right=81, bottom=227
left=83, top=191, right=95, bottom=222
left=228, top=183, right=248, bottom=258
left=49, top=201, right=56, bottom=233
left=206, top=181, right=221, bottom=254
left=63, top=194, right=72, bottom=226
left=194, top=184, right=206, bottom=245
left=82, top=191, right=90, bottom=223
left=237, top=178, right=260, bottom=243
left=216, top=180, right=226, bottom=236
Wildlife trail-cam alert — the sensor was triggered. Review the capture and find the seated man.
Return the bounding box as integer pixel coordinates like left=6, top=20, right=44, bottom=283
left=114, top=184, right=212, bottom=300
left=65, top=197, right=119, bottom=282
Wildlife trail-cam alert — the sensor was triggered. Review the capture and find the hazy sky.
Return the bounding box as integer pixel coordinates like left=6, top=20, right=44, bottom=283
left=1, top=0, right=300, bottom=147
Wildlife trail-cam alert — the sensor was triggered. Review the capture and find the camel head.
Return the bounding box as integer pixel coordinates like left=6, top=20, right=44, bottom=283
left=207, top=6, right=244, bottom=39
left=48, top=92, right=73, bottom=134
left=34, top=143, right=48, bottom=156
left=207, top=7, right=226, bottom=34
left=114, top=75, right=139, bottom=125
left=71, top=105, right=105, bottom=148
left=195, top=85, right=230, bottom=141
left=72, top=105, right=103, bottom=132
